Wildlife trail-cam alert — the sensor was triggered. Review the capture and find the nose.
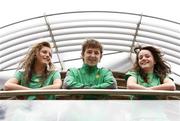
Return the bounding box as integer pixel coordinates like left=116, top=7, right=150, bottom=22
left=90, top=52, right=96, bottom=57
left=45, top=53, right=49, bottom=57
left=141, top=56, right=145, bottom=60
left=140, top=56, right=147, bottom=62
left=45, top=53, right=51, bottom=60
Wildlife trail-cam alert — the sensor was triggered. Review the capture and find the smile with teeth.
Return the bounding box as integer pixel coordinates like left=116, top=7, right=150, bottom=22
left=140, top=61, right=149, bottom=65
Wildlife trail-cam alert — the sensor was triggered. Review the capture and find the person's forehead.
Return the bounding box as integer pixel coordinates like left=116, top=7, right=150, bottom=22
left=138, top=49, right=152, bottom=55
left=40, top=46, right=51, bottom=52
left=85, top=47, right=100, bottom=51
left=41, top=46, right=50, bottom=49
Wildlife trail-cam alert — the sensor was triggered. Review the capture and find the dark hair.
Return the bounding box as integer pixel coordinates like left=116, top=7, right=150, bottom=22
left=133, top=46, right=171, bottom=83
left=81, top=39, right=103, bottom=57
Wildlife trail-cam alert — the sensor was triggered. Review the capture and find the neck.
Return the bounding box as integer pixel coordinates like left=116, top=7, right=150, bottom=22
left=83, top=63, right=98, bottom=72
left=143, top=67, right=154, bottom=73
left=34, top=62, right=46, bottom=75
left=83, top=63, right=97, bottom=68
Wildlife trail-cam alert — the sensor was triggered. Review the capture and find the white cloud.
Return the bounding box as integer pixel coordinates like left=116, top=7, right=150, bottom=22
left=0, top=0, right=180, bottom=27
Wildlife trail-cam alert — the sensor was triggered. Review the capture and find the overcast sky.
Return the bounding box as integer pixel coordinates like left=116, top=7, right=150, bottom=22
left=0, top=0, right=180, bottom=27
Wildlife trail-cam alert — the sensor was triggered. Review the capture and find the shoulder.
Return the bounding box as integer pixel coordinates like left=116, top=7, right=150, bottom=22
left=68, top=68, right=79, bottom=72
left=49, top=70, right=60, bottom=76
left=14, top=70, right=25, bottom=82
left=15, top=70, right=24, bottom=76
left=99, top=68, right=112, bottom=74
left=125, top=71, right=138, bottom=81
left=51, top=70, right=59, bottom=74
left=66, top=68, right=80, bottom=75
left=126, top=71, right=138, bottom=76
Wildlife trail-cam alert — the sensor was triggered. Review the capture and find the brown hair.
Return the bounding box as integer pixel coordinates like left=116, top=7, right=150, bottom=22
left=133, top=46, right=171, bottom=83
left=81, top=39, right=103, bottom=58
left=18, top=41, right=55, bottom=86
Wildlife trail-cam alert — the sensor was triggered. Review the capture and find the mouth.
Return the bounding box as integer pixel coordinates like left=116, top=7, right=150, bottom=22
left=43, top=58, right=50, bottom=62
left=87, top=57, right=97, bottom=61
left=88, top=59, right=97, bottom=62
left=140, top=61, right=149, bottom=65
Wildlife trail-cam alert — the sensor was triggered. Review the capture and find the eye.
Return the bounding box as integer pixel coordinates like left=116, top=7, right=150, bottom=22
left=139, top=55, right=143, bottom=60
left=41, top=50, right=47, bottom=54
left=145, top=54, right=150, bottom=58
left=94, top=51, right=100, bottom=55
left=87, top=50, right=92, bottom=54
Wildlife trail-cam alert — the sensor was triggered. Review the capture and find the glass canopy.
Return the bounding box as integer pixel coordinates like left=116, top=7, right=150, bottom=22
left=0, top=11, right=180, bottom=88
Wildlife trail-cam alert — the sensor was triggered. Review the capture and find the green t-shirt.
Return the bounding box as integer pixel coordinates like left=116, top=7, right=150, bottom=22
left=15, top=70, right=61, bottom=100
left=125, top=71, right=161, bottom=100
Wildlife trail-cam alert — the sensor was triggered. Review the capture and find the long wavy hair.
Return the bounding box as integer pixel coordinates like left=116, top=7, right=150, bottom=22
left=18, top=41, right=55, bottom=86
left=133, top=46, right=171, bottom=83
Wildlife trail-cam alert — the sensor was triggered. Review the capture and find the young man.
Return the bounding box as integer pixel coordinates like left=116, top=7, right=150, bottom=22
left=63, top=39, right=117, bottom=90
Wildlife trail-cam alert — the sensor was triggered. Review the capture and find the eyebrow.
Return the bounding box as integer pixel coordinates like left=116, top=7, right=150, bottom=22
left=139, top=53, right=150, bottom=57
left=49, top=52, right=52, bottom=57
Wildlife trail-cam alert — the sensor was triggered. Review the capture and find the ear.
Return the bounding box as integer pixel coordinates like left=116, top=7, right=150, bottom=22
left=99, top=54, right=102, bottom=62
left=81, top=53, right=84, bottom=61
left=34, top=54, right=37, bottom=58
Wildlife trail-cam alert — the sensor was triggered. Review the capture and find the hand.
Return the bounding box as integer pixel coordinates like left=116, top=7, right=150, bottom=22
left=146, top=87, right=152, bottom=90
left=36, top=95, right=46, bottom=100
left=83, top=86, right=91, bottom=89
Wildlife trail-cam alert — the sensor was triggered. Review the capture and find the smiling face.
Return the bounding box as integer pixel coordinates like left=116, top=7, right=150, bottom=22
left=82, top=47, right=101, bottom=66
left=35, top=46, right=52, bottom=66
left=138, top=49, right=156, bottom=73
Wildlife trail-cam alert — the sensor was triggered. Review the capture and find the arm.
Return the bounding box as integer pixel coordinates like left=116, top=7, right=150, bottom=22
left=4, top=78, right=30, bottom=90
left=40, top=79, right=62, bottom=89
left=149, top=78, right=176, bottom=91
left=127, top=76, right=148, bottom=90
left=40, top=71, right=62, bottom=89
left=63, top=69, right=85, bottom=89
left=91, top=69, right=117, bottom=89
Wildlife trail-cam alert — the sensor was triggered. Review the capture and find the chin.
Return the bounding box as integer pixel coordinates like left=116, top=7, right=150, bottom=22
left=87, top=63, right=97, bottom=66
left=140, top=64, right=150, bottom=68
left=141, top=67, right=153, bottom=72
left=42, top=62, right=49, bottom=65
left=141, top=67, right=148, bottom=70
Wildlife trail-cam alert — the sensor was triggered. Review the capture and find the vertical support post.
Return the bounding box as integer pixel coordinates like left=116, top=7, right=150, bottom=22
left=44, top=14, right=64, bottom=71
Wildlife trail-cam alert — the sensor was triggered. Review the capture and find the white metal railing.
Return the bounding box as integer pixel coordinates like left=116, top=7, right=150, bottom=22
left=0, top=89, right=180, bottom=98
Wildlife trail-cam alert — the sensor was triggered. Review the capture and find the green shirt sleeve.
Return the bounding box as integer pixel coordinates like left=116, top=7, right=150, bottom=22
left=43, top=71, right=61, bottom=87
left=52, top=71, right=61, bottom=80
left=63, top=68, right=85, bottom=89
left=14, top=71, right=24, bottom=85
left=125, top=71, right=137, bottom=81
left=91, top=69, right=117, bottom=89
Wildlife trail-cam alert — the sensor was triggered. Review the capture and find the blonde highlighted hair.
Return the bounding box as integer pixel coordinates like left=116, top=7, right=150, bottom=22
left=18, top=41, right=55, bottom=85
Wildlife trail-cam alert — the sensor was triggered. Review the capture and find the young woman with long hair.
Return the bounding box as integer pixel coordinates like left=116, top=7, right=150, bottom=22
left=125, top=46, right=176, bottom=99
left=4, top=41, right=62, bottom=99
